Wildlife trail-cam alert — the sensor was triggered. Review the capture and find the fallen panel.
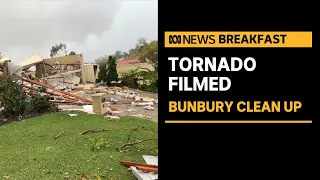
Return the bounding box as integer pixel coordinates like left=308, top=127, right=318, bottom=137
left=143, top=155, right=158, bottom=165
left=131, top=155, right=158, bottom=180
left=18, top=53, right=43, bottom=69
left=7, top=62, right=23, bottom=76
left=83, top=105, right=94, bottom=114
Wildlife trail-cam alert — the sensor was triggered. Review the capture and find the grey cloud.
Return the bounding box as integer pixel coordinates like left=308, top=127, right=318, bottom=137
left=0, top=0, right=158, bottom=63
left=0, top=0, right=124, bottom=61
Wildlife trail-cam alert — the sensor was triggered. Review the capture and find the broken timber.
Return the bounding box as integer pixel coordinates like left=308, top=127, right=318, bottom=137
left=136, top=166, right=158, bottom=173
left=16, top=76, right=92, bottom=104
left=21, top=84, right=76, bottom=101
left=121, top=161, right=158, bottom=168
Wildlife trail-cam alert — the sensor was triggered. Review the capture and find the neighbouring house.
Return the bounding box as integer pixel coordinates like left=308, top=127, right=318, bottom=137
left=83, top=64, right=100, bottom=83
left=116, top=59, right=154, bottom=77
left=117, top=59, right=140, bottom=66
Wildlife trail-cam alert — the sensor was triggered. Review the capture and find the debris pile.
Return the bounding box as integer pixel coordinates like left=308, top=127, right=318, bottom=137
left=1, top=54, right=158, bottom=121
left=17, top=76, right=92, bottom=105
left=81, top=84, right=158, bottom=117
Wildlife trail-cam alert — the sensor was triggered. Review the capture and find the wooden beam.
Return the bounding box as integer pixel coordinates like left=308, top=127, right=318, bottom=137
left=136, top=166, right=158, bottom=173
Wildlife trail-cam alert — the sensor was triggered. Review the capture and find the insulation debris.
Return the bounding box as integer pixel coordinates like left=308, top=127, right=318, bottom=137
left=104, top=115, right=120, bottom=120
left=132, top=102, right=154, bottom=106
left=144, top=105, right=155, bottom=111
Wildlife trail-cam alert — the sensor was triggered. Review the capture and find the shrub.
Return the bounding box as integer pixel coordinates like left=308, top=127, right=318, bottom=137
left=120, top=68, right=158, bottom=92
left=39, top=86, right=47, bottom=93
left=0, top=76, right=27, bottom=117
left=0, top=76, right=58, bottom=118
left=30, top=94, right=58, bottom=113
left=137, top=71, right=157, bottom=92
left=120, top=68, right=140, bottom=88
left=140, top=81, right=157, bottom=93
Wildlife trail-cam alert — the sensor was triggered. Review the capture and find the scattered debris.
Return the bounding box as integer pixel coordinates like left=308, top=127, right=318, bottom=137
left=3, top=54, right=157, bottom=120
left=80, top=129, right=105, bottom=135
left=121, top=161, right=158, bottom=168
left=112, top=111, right=122, bottom=115
left=80, top=128, right=128, bottom=135
left=144, top=105, right=154, bottom=111
left=136, top=166, right=158, bottom=173
left=16, top=76, right=93, bottom=107
left=68, top=114, right=78, bottom=117
left=120, top=139, right=158, bottom=151
left=132, top=114, right=147, bottom=119
left=82, top=105, right=94, bottom=114
left=131, top=102, right=154, bottom=106
left=54, top=131, right=65, bottom=139
left=123, top=155, right=158, bottom=180
left=104, top=115, right=120, bottom=121
left=45, top=146, right=54, bottom=151
left=106, top=107, right=113, bottom=114
left=110, top=98, right=119, bottom=104
left=4, top=69, right=157, bottom=121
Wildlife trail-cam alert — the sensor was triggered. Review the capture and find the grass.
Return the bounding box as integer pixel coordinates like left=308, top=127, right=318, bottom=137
left=0, top=111, right=158, bottom=180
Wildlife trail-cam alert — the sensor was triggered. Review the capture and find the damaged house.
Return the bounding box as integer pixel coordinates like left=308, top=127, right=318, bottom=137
left=19, top=53, right=86, bottom=89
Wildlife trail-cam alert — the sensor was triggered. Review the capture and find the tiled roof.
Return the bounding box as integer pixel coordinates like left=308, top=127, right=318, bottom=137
left=117, top=59, right=140, bottom=65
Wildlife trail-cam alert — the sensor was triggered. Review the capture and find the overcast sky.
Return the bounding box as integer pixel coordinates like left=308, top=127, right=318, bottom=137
left=0, top=0, right=158, bottom=63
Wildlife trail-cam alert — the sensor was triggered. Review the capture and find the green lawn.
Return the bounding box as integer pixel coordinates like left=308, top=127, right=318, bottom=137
left=0, top=112, right=158, bottom=180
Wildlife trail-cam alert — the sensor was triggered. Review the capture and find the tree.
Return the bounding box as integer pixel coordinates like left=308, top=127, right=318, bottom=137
left=139, top=40, right=158, bottom=71
left=96, top=56, right=118, bottom=83
left=113, top=51, right=129, bottom=60
left=69, top=51, right=76, bottom=56
left=97, top=63, right=107, bottom=83
left=128, top=48, right=137, bottom=58
left=114, top=51, right=123, bottom=60
left=123, top=52, right=129, bottom=59
left=137, top=38, right=147, bottom=47
left=50, top=43, right=67, bottom=57
left=105, top=55, right=118, bottom=82
left=95, top=55, right=109, bottom=65
left=49, top=43, right=76, bottom=57
left=128, top=37, right=148, bottom=58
